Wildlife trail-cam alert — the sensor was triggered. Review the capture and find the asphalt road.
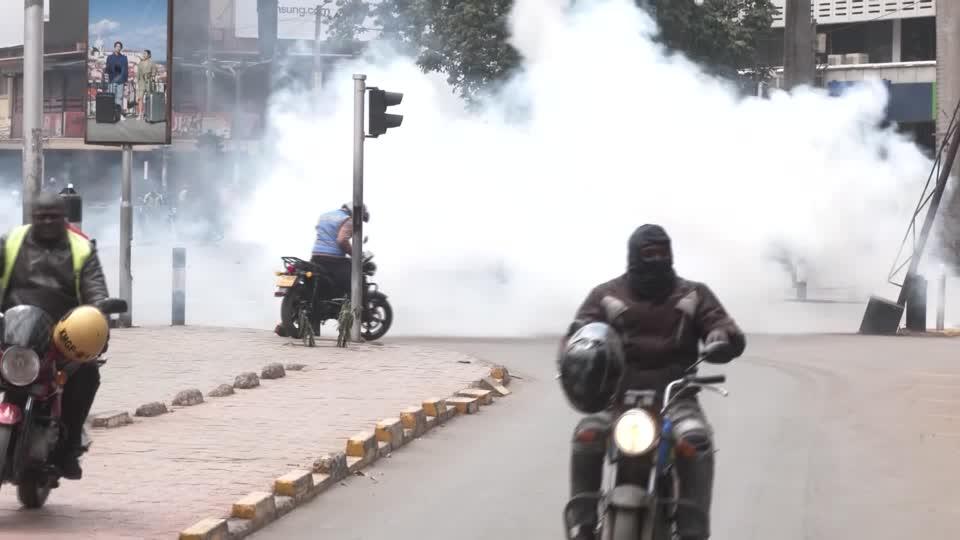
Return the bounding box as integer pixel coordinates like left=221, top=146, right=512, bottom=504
left=256, top=334, right=960, bottom=540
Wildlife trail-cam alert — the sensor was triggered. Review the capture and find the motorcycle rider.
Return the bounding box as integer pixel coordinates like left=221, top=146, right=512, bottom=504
left=0, top=192, right=110, bottom=480
left=275, top=203, right=370, bottom=337
left=560, top=224, right=746, bottom=540
left=310, top=203, right=369, bottom=301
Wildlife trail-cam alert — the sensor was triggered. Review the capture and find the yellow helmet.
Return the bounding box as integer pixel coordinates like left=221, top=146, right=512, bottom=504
left=52, top=306, right=109, bottom=362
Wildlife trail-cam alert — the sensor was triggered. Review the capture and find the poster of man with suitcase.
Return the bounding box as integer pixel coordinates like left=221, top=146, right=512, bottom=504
left=85, top=0, right=172, bottom=146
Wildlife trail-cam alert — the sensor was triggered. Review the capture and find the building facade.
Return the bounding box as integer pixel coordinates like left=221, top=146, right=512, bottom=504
left=0, top=0, right=353, bottom=204
left=764, top=0, right=938, bottom=150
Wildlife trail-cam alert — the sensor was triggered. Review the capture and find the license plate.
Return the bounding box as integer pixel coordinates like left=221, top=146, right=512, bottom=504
left=276, top=275, right=296, bottom=287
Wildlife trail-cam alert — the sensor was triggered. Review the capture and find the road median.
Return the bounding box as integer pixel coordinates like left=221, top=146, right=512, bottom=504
left=180, top=364, right=513, bottom=540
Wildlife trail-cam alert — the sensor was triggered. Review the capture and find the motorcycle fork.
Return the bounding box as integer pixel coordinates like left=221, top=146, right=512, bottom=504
left=11, top=396, right=35, bottom=482
left=601, top=423, right=675, bottom=540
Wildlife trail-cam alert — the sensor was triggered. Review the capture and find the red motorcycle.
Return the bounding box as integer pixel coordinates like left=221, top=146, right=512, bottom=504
left=0, top=298, right=126, bottom=508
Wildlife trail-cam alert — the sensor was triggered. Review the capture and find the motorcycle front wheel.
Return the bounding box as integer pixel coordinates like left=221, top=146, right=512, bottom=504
left=361, top=293, right=393, bottom=342
left=17, top=468, right=51, bottom=509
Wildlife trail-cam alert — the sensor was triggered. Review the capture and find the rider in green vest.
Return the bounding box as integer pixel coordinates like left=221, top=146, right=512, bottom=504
left=0, top=192, right=109, bottom=480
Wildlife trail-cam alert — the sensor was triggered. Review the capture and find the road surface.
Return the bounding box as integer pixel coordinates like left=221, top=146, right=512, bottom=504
left=253, top=334, right=960, bottom=540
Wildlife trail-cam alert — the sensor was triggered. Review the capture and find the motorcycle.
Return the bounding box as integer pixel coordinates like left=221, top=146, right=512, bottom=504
left=274, top=242, right=393, bottom=344
left=0, top=297, right=127, bottom=508
left=563, top=341, right=729, bottom=540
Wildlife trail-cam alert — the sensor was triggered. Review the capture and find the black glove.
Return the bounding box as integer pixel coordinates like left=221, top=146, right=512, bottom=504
left=704, top=329, right=734, bottom=364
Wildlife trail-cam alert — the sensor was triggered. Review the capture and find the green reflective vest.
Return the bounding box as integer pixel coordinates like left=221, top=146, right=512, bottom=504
left=0, top=224, right=92, bottom=299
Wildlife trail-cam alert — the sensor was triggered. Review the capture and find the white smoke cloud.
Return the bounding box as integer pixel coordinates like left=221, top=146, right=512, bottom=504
left=222, top=0, right=932, bottom=336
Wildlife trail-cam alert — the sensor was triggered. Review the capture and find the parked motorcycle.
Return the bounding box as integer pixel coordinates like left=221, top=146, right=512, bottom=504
left=274, top=244, right=393, bottom=344
left=0, top=297, right=127, bottom=508
left=563, top=341, right=729, bottom=540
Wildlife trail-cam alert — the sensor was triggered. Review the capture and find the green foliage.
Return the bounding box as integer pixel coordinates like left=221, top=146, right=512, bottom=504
left=654, top=0, right=777, bottom=78
left=325, top=0, right=776, bottom=100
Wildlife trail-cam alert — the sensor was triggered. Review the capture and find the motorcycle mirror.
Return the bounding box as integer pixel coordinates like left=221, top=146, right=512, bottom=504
left=96, top=298, right=129, bottom=315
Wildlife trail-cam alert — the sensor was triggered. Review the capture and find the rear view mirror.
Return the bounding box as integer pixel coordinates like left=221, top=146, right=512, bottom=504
left=96, top=298, right=128, bottom=315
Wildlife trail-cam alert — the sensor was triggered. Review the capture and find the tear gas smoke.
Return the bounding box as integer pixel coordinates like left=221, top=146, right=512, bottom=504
left=229, top=0, right=935, bottom=335
left=2, top=0, right=946, bottom=335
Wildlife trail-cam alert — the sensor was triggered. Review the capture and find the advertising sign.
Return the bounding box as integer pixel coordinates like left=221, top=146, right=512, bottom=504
left=84, top=0, right=173, bottom=145
left=234, top=0, right=335, bottom=41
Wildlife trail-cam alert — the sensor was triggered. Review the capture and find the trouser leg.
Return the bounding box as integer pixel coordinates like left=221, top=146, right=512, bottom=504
left=567, top=411, right=612, bottom=540
left=60, top=363, right=101, bottom=454
left=665, top=398, right=714, bottom=539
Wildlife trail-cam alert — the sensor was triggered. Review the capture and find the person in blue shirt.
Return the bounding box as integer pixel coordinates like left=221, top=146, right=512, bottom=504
left=310, top=203, right=369, bottom=301
left=104, top=41, right=128, bottom=119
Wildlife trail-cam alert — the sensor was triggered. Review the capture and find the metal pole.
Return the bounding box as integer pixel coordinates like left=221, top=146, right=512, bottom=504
left=205, top=38, right=214, bottom=119
left=119, top=145, right=134, bottom=327
left=314, top=5, right=323, bottom=89
left=161, top=147, right=168, bottom=193
left=172, top=247, right=186, bottom=325
left=937, top=266, right=947, bottom=331
left=351, top=74, right=366, bottom=342
left=233, top=68, right=241, bottom=186
left=896, top=120, right=960, bottom=305
left=22, top=0, right=44, bottom=224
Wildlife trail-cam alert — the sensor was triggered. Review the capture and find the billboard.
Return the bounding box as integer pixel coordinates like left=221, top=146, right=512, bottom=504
left=234, top=0, right=334, bottom=41
left=0, top=0, right=50, bottom=49
left=84, top=0, right=173, bottom=145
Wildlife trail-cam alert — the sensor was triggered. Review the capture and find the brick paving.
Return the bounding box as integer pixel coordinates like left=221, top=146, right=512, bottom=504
left=0, top=327, right=490, bottom=540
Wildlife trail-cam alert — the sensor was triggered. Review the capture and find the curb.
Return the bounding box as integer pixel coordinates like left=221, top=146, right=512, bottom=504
left=897, top=328, right=960, bottom=338
left=177, top=364, right=513, bottom=540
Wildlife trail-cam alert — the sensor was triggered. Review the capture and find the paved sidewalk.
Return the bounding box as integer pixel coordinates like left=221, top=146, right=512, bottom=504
left=94, top=326, right=392, bottom=415
left=0, top=327, right=490, bottom=540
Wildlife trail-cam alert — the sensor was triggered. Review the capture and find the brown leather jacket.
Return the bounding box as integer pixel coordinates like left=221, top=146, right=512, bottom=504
left=0, top=230, right=109, bottom=321
left=569, top=274, right=745, bottom=390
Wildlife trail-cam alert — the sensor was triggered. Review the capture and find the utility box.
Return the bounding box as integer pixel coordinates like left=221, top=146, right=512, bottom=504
left=859, top=295, right=904, bottom=335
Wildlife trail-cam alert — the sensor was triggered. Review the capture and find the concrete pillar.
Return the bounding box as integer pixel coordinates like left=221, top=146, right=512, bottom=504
left=936, top=1, right=960, bottom=265
left=937, top=2, right=960, bottom=151
left=892, top=18, right=902, bottom=63
left=783, top=0, right=816, bottom=89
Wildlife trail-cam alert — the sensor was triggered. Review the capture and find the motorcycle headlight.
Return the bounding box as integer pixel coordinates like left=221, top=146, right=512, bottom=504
left=1, top=346, right=40, bottom=387
left=612, top=409, right=659, bottom=456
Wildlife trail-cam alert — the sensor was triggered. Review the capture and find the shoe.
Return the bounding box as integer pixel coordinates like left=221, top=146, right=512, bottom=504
left=58, top=455, right=82, bottom=480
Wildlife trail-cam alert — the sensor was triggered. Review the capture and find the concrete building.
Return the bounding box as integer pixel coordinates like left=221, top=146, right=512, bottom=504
left=0, top=0, right=356, bottom=204
left=759, top=0, right=938, bottom=150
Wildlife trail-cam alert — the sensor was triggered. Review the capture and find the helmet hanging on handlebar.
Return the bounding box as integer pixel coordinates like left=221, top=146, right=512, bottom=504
left=557, top=322, right=625, bottom=414
left=52, top=306, right=109, bottom=363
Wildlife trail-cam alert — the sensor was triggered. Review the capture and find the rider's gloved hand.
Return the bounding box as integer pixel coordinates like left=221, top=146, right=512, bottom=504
left=704, top=329, right=734, bottom=363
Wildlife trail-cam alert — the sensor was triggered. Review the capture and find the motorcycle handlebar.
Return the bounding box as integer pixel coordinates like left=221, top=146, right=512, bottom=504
left=686, top=375, right=725, bottom=385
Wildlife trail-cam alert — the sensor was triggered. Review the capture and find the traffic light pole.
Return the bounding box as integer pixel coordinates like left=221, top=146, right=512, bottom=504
left=350, top=74, right=366, bottom=342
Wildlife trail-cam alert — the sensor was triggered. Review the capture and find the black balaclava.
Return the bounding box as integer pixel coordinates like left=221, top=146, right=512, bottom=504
left=626, top=224, right=676, bottom=300
left=31, top=192, right=68, bottom=245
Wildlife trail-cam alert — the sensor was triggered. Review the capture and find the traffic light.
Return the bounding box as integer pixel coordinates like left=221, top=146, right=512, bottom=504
left=368, top=88, right=403, bottom=138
